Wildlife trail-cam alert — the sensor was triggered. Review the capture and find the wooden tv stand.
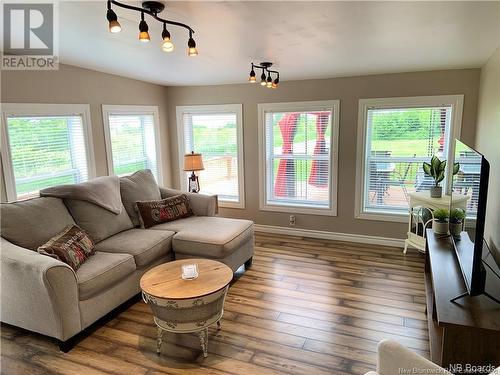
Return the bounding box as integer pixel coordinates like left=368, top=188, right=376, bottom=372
left=424, top=230, right=500, bottom=370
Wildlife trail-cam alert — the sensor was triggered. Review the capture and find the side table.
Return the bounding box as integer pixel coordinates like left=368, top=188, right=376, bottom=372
left=140, top=259, right=233, bottom=358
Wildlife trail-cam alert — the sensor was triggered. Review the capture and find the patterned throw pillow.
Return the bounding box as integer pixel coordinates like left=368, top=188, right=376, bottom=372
left=135, top=194, right=193, bottom=229
left=37, top=225, right=95, bottom=271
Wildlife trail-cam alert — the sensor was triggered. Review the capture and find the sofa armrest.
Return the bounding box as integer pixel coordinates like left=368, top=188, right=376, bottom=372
left=0, top=238, right=81, bottom=341
left=377, top=340, right=450, bottom=375
left=159, top=187, right=218, bottom=216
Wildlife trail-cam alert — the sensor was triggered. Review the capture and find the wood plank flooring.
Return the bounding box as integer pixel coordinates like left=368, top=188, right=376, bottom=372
left=1, top=233, right=429, bottom=375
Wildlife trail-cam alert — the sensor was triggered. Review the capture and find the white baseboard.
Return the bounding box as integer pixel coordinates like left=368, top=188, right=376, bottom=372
left=254, top=224, right=405, bottom=248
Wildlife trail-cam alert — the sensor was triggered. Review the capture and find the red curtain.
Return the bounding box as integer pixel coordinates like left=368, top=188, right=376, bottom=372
left=274, top=113, right=299, bottom=197
left=308, top=112, right=330, bottom=187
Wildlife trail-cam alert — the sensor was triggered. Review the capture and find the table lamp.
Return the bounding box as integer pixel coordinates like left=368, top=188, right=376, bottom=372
left=183, top=151, right=204, bottom=193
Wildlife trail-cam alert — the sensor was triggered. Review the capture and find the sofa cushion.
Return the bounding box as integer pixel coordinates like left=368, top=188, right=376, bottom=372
left=94, top=229, right=174, bottom=268
left=64, top=199, right=134, bottom=243
left=76, top=251, right=136, bottom=300
left=40, top=176, right=123, bottom=214
left=120, top=169, right=161, bottom=227
left=150, top=216, right=253, bottom=258
left=0, top=197, right=75, bottom=250
left=38, top=225, right=95, bottom=271
left=136, top=195, right=193, bottom=229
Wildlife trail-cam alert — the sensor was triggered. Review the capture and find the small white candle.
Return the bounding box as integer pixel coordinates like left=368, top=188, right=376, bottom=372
left=181, top=264, right=198, bottom=280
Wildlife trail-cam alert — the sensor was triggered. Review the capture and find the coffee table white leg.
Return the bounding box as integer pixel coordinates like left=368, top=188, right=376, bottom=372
left=156, top=326, right=164, bottom=354
left=198, top=328, right=208, bottom=358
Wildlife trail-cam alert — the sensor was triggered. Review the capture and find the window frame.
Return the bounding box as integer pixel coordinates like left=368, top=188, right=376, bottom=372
left=0, top=103, right=96, bottom=202
left=354, top=95, right=464, bottom=222
left=258, top=100, right=340, bottom=216
left=102, top=104, right=163, bottom=184
left=176, top=104, right=245, bottom=209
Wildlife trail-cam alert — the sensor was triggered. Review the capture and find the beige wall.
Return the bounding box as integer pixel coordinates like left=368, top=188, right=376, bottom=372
left=475, top=47, right=500, bottom=259
left=1, top=65, right=482, bottom=240
left=166, top=69, right=480, bottom=239
left=0, top=64, right=172, bottom=202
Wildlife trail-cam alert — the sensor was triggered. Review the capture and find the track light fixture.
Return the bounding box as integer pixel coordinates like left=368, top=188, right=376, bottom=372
left=249, top=68, right=256, bottom=83
left=106, top=1, right=197, bottom=56
left=106, top=4, right=121, bottom=33
left=138, top=12, right=150, bottom=43
left=161, top=23, right=174, bottom=52
left=260, top=70, right=267, bottom=86
left=249, top=62, right=280, bottom=89
left=187, top=31, right=198, bottom=56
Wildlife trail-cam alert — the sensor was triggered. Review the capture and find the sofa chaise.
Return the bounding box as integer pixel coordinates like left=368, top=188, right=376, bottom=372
left=0, top=170, right=254, bottom=350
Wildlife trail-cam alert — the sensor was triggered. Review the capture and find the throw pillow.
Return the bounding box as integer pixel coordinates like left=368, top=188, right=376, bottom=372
left=120, top=169, right=161, bottom=227
left=37, top=225, right=95, bottom=271
left=136, top=194, right=193, bottom=229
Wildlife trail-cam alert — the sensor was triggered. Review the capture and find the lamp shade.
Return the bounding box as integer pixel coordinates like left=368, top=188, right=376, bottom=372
left=183, top=152, right=204, bottom=171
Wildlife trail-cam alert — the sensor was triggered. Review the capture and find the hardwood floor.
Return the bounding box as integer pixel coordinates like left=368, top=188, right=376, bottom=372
left=1, top=233, right=429, bottom=375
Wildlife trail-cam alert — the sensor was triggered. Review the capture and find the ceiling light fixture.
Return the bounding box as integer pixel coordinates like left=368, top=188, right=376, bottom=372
left=187, top=31, right=198, bottom=56
left=161, top=23, right=174, bottom=52
left=249, top=62, right=280, bottom=89
left=248, top=67, right=256, bottom=83
left=106, top=4, right=121, bottom=33
left=138, top=12, right=150, bottom=43
left=106, top=1, right=197, bottom=55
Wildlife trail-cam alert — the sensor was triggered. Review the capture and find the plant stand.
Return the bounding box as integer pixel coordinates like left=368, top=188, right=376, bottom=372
left=404, top=192, right=469, bottom=254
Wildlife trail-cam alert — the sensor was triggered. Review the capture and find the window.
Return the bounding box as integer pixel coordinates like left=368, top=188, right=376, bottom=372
left=102, top=105, right=162, bottom=183
left=176, top=104, right=244, bottom=208
left=258, top=100, right=340, bottom=215
left=355, top=95, right=464, bottom=221
left=1, top=103, right=95, bottom=201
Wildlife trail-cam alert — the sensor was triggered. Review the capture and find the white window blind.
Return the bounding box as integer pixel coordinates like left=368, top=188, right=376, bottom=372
left=260, top=101, right=338, bottom=214
left=181, top=109, right=243, bottom=205
left=363, top=106, right=452, bottom=213
left=104, top=108, right=160, bottom=182
left=3, top=113, right=91, bottom=201
left=452, top=144, right=481, bottom=217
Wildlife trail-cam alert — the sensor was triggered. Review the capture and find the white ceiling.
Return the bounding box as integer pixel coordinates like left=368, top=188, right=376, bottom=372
left=60, top=1, right=500, bottom=86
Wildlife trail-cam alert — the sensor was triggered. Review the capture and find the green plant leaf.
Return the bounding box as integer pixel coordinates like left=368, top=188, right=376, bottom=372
left=453, top=162, right=460, bottom=175
left=436, top=170, right=445, bottom=184
left=434, top=208, right=449, bottom=222
left=450, top=208, right=466, bottom=223
left=439, top=160, right=447, bottom=172
left=422, top=162, right=432, bottom=177
left=431, top=156, right=441, bottom=175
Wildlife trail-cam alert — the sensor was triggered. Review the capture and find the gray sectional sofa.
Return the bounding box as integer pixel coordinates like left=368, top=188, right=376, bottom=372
left=0, top=171, right=254, bottom=350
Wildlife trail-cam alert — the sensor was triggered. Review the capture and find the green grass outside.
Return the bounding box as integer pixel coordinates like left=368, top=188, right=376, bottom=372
left=114, top=161, right=149, bottom=176
left=9, top=111, right=447, bottom=195
left=16, top=174, right=77, bottom=195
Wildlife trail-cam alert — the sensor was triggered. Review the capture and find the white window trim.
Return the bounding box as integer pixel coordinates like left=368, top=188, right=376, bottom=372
left=102, top=105, right=163, bottom=184
left=0, top=103, right=96, bottom=202
left=175, top=104, right=245, bottom=209
left=354, top=95, right=464, bottom=222
left=258, top=100, right=340, bottom=216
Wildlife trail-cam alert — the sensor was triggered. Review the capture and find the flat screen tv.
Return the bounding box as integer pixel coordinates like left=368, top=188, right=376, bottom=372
left=450, top=139, right=499, bottom=303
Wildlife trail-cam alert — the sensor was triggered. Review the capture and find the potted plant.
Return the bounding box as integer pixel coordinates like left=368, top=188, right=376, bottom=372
left=432, top=208, right=449, bottom=235
left=422, top=156, right=460, bottom=198
left=449, top=208, right=466, bottom=238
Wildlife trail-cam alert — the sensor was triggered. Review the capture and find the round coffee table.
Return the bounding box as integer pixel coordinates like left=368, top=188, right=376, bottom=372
left=140, top=259, right=233, bottom=358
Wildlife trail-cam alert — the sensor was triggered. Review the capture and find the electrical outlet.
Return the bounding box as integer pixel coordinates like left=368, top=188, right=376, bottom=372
left=289, top=215, right=296, bottom=226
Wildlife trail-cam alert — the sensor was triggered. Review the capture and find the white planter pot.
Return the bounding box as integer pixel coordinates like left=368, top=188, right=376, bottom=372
left=433, top=221, right=448, bottom=235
